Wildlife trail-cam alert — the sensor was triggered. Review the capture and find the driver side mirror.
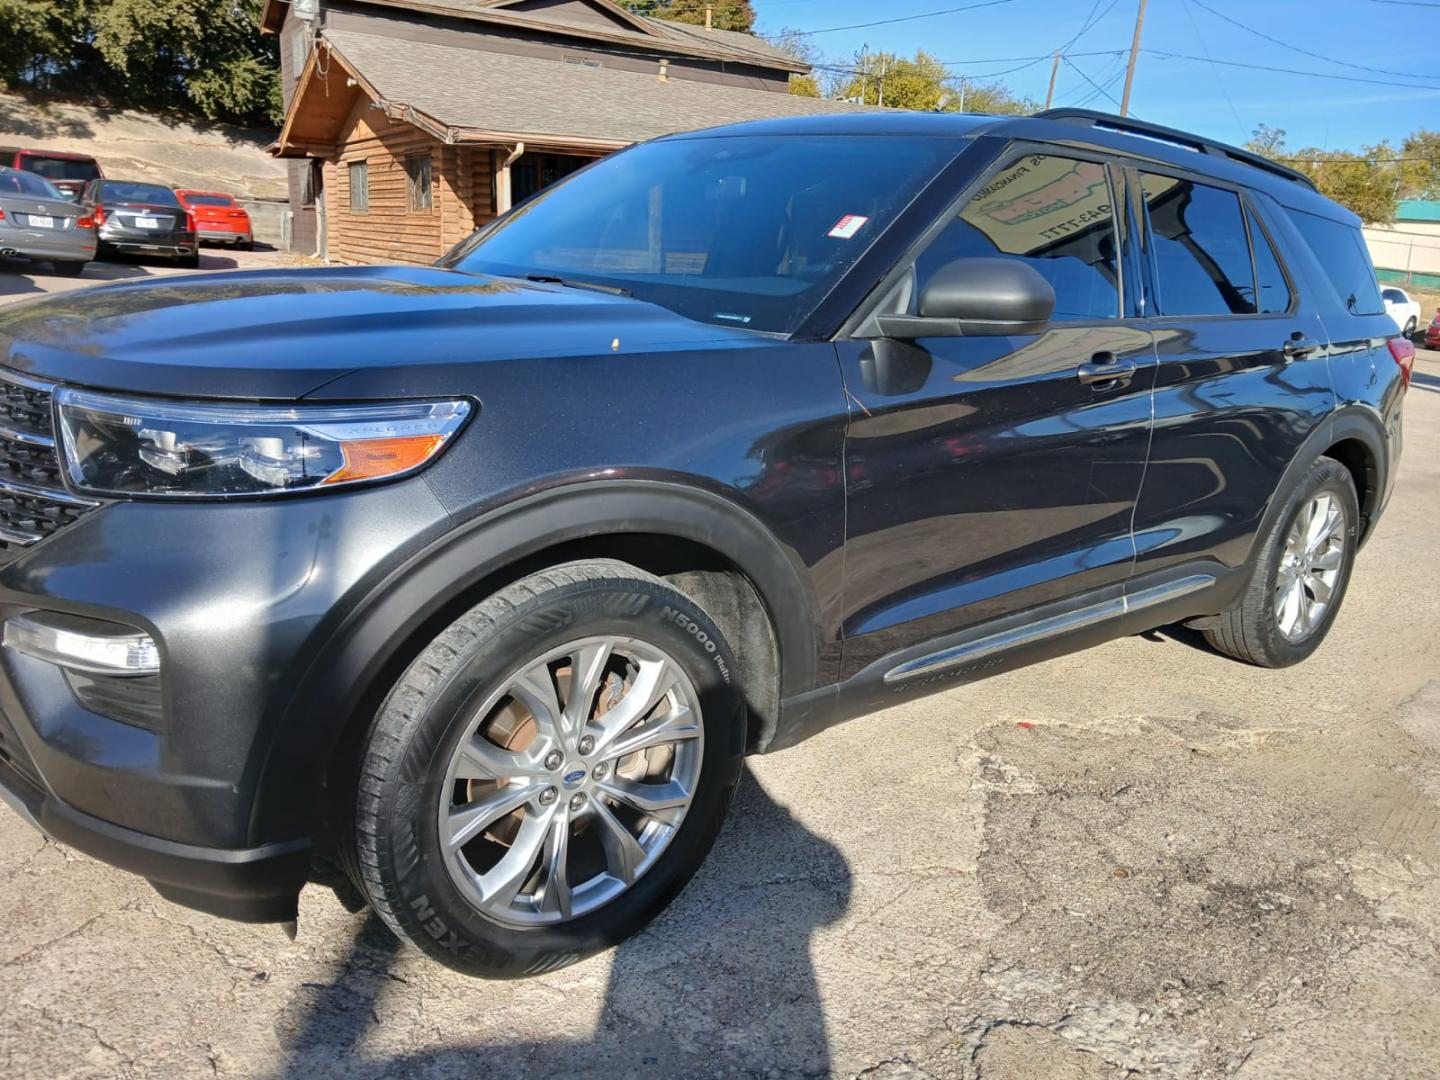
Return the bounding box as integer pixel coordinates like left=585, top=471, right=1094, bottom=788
left=874, top=257, right=1055, bottom=340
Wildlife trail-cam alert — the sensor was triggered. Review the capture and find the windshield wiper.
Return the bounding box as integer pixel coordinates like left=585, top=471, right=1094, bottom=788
left=523, top=273, right=631, bottom=297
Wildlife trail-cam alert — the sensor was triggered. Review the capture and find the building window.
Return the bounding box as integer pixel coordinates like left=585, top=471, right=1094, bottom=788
left=406, top=155, right=433, bottom=212
left=349, top=160, right=369, bottom=212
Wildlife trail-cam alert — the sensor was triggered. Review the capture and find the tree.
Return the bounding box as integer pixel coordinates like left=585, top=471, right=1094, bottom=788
left=1400, top=129, right=1440, bottom=199
left=762, top=27, right=822, bottom=97
left=1246, top=123, right=1398, bottom=224
left=835, top=50, right=1035, bottom=114
left=0, top=0, right=280, bottom=125
left=630, top=0, right=757, bottom=33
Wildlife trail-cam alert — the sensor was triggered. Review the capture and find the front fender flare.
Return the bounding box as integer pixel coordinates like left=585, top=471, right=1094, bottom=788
left=250, top=479, right=820, bottom=843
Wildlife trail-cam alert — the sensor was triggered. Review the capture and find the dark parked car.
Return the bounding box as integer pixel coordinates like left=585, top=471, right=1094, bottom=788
left=79, top=179, right=198, bottom=266
left=0, top=110, right=1409, bottom=978
left=0, top=147, right=103, bottom=200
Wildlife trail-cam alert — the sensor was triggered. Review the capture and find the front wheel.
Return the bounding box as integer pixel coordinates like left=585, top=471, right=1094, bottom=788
left=1203, top=456, right=1358, bottom=667
left=1405, top=316, right=1418, bottom=338
left=353, top=560, right=746, bottom=978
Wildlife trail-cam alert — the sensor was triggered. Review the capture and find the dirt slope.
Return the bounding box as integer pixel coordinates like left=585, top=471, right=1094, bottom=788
left=0, top=92, right=286, bottom=200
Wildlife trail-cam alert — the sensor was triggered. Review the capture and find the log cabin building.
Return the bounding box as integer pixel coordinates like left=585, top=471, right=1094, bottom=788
left=260, top=0, right=867, bottom=265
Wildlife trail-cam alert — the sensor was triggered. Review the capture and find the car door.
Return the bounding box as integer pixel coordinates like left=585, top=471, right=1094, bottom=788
left=1126, top=167, right=1334, bottom=580
left=835, top=150, right=1155, bottom=677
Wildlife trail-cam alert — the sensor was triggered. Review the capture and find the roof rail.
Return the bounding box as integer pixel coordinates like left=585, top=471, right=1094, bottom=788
left=1035, top=108, right=1318, bottom=191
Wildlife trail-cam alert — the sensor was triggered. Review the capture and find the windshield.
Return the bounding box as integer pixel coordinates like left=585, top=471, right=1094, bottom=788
left=0, top=169, right=64, bottom=200
left=183, top=194, right=235, bottom=207
left=20, top=154, right=100, bottom=182
left=99, top=181, right=180, bottom=206
left=442, top=135, right=958, bottom=334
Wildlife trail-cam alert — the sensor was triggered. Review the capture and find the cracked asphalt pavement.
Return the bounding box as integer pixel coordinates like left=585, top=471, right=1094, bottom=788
left=3, top=357, right=1440, bottom=1079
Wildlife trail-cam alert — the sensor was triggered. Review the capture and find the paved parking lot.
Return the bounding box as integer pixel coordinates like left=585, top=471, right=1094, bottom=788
left=0, top=317, right=1436, bottom=1076
left=0, top=246, right=303, bottom=301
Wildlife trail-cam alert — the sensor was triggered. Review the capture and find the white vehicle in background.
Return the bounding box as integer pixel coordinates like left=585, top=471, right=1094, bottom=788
left=1382, top=285, right=1422, bottom=337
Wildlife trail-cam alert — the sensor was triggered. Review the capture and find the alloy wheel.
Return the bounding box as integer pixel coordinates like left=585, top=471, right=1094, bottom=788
left=1274, top=491, right=1347, bottom=642
left=436, top=636, right=704, bottom=927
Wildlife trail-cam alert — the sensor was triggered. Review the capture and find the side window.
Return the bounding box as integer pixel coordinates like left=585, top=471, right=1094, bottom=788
left=1284, top=208, right=1384, bottom=316
left=349, top=160, right=368, bottom=213
left=407, top=155, right=433, bottom=213
left=1141, top=173, right=1255, bottom=316
left=1248, top=208, right=1292, bottom=315
left=914, top=154, right=1121, bottom=321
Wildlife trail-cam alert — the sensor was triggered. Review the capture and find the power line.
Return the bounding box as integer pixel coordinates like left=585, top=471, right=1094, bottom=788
left=787, top=0, right=1017, bottom=37
left=1180, top=0, right=1245, bottom=141
left=1189, top=0, right=1435, bottom=80
left=1144, top=48, right=1440, bottom=90
left=1063, top=55, right=1123, bottom=110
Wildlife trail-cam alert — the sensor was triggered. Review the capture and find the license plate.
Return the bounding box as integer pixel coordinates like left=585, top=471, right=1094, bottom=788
left=135, top=216, right=160, bottom=229
left=28, top=215, right=54, bottom=229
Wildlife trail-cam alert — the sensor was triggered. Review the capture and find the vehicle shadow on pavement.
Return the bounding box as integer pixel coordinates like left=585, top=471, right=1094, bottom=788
left=275, top=771, right=852, bottom=1077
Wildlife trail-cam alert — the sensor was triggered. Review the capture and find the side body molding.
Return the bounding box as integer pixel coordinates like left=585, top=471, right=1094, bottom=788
left=249, top=479, right=822, bottom=841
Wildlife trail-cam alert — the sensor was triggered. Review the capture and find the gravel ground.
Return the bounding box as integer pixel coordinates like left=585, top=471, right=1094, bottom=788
left=0, top=352, right=1437, bottom=1079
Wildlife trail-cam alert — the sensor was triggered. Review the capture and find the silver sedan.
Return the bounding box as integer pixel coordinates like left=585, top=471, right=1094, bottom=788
left=0, top=166, right=96, bottom=275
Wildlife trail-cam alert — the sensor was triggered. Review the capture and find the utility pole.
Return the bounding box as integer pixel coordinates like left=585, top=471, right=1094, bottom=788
left=878, top=56, right=888, bottom=107
left=1044, top=50, right=1060, bottom=109
left=1120, top=0, right=1147, bottom=117
left=858, top=44, right=869, bottom=104
left=958, top=76, right=967, bottom=113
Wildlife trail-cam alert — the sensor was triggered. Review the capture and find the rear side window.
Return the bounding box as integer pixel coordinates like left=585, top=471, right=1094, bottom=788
left=1248, top=209, right=1292, bottom=315
left=914, top=154, right=1121, bottom=321
left=1285, top=209, right=1384, bottom=315
left=1141, top=174, right=1256, bottom=316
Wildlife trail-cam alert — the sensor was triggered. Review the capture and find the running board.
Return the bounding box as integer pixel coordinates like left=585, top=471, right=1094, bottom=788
left=882, top=574, right=1216, bottom=685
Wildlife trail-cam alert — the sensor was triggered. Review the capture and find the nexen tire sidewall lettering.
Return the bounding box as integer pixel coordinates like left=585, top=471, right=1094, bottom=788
left=368, top=568, right=745, bottom=976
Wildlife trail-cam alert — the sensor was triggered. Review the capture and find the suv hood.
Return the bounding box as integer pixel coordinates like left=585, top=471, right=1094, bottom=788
left=0, top=265, right=765, bottom=400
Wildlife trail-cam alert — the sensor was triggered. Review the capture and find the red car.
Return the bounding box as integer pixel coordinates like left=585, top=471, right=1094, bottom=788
left=174, top=189, right=253, bottom=250
left=1426, top=309, right=1440, bottom=349
left=0, top=147, right=103, bottom=200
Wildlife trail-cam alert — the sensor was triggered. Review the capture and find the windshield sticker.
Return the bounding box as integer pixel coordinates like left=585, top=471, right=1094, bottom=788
left=828, top=214, right=870, bottom=240
left=714, top=312, right=753, bottom=324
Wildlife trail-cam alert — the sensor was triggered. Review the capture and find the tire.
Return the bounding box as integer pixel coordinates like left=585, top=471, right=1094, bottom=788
left=239, top=239, right=253, bottom=252
left=353, top=559, right=746, bottom=978
left=1203, top=456, right=1359, bottom=667
left=1405, top=316, right=1418, bottom=338
left=49, top=260, right=86, bottom=277
left=177, top=252, right=200, bottom=269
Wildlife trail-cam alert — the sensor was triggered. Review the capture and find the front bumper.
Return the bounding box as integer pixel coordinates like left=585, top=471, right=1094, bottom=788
left=0, top=472, right=453, bottom=921
left=0, top=753, right=309, bottom=921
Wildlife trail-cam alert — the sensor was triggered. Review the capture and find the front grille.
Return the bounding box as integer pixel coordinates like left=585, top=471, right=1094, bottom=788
left=0, top=370, right=100, bottom=552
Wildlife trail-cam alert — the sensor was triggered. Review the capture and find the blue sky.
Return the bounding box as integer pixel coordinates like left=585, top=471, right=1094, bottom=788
left=752, top=0, right=1439, bottom=152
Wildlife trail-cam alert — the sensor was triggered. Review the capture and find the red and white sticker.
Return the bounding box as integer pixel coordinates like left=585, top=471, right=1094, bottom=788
left=828, top=214, right=870, bottom=240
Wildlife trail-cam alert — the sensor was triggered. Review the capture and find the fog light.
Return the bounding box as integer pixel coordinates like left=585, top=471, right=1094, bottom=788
left=3, top=612, right=159, bottom=677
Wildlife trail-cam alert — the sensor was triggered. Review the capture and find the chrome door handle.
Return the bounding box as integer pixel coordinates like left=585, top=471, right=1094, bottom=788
left=1077, top=353, right=1137, bottom=387
left=1282, top=335, right=1320, bottom=359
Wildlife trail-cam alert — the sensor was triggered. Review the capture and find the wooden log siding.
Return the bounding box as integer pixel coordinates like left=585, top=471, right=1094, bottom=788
left=323, top=106, right=497, bottom=266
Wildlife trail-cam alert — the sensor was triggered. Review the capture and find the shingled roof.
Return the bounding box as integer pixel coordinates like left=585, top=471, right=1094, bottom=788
left=314, top=28, right=879, bottom=148
left=260, top=0, right=808, bottom=73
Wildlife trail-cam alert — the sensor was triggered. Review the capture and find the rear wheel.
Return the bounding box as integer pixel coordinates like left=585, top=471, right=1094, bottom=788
left=1405, top=316, right=1418, bottom=337
left=353, top=559, right=745, bottom=978
left=48, top=260, right=86, bottom=277
left=1203, top=456, right=1358, bottom=667
left=177, top=252, right=200, bottom=269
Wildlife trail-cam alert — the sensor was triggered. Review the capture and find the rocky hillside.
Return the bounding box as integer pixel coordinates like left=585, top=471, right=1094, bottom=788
left=0, top=92, right=286, bottom=200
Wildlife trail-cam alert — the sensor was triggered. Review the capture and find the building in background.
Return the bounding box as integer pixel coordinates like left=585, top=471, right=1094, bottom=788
left=260, top=0, right=868, bottom=264
left=1366, top=199, right=1440, bottom=290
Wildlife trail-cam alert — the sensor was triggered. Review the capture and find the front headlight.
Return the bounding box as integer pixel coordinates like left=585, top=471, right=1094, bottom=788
left=55, top=389, right=471, bottom=498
